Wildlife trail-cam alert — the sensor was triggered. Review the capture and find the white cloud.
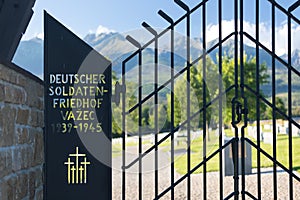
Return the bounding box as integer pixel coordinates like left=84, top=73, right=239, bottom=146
left=34, top=32, right=44, bottom=40
left=206, top=20, right=300, bottom=56
left=94, top=25, right=115, bottom=35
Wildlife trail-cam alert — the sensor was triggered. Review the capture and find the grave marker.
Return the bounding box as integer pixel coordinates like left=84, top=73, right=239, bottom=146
left=224, top=138, right=252, bottom=176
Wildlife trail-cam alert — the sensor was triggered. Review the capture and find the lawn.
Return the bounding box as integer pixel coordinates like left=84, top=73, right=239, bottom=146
left=112, top=130, right=300, bottom=174
left=173, top=130, right=300, bottom=175
left=174, top=134, right=220, bottom=174
left=251, top=134, right=300, bottom=171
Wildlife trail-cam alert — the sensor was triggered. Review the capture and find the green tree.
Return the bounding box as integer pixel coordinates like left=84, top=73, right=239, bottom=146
left=221, top=56, right=269, bottom=124
left=111, top=71, right=122, bottom=137
left=167, top=66, right=202, bottom=130
left=112, top=105, right=122, bottom=137
left=167, top=57, right=216, bottom=132
left=113, top=55, right=270, bottom=137
left=142, top=106, right=150, bottom=126
left=149, top=104, right=171, bottom=133
left=264, top=97, right=287, bottom=119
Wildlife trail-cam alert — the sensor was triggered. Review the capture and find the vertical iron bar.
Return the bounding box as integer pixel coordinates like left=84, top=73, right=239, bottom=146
left=170, top=24, right=175, bottom=200
left=186, top=5, right=191, bottom=199
left=271, top=3, right=277, bottom=200
left=122, top=61, right=126, bottom=200
left=174, top=1, right=191, bottom=197
left=288, top=11, right=293, bottom=200
left=186, top=10, right=191, bottom=200
left=234, top=0, right=239, bottom=108
left=233, top=0, right=239, bottom=199
left=154, top=29, right=159, bottom=200
left=255, top=0, right=262, bottom=199
left=202, top=2, right=207, bottom=200
left=138, top=49, right=143, bottom=200
left=240, top=0, right=246, bottom=199
left=126, top=35, right=143, bottom=200
left=142, top=21, right=159, bottom=199
left=158, top=10, right=175, bottom=199
left=218, top=0, right=223, bottom=199
left=173, top=1, right=191, bottom=197
left=127, top=35, right=143, bottom=200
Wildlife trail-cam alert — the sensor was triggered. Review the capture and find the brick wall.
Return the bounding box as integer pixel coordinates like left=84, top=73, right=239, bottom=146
left=0, top=62, right=44, bottom=200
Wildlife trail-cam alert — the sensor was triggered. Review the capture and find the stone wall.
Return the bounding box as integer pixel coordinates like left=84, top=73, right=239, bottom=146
left=0, top=61, right=44, bottom=200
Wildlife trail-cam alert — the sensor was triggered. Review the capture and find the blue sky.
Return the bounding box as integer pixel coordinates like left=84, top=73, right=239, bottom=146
left=23, top=0, right=300, bottom=40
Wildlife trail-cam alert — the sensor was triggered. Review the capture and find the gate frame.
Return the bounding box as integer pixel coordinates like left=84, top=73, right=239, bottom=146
left=118, top=0, right=300, bottom=199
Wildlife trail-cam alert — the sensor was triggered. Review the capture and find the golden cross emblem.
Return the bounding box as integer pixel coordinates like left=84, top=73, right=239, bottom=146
left=64, top=147, right=91, bottom=184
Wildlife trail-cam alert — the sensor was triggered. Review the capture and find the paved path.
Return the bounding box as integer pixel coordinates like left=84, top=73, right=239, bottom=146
left=112, top=146, right=300, bottom=199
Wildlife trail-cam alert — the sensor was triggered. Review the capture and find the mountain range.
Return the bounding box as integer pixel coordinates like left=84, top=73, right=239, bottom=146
left=13, top=31, right=300, bottom=96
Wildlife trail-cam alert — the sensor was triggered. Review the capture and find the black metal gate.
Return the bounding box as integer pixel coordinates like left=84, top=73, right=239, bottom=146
left=117, top=0, right=300, bottom=199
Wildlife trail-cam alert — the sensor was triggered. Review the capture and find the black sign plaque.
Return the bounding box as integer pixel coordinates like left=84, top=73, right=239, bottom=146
left=44, top=12, right=112, bottom=199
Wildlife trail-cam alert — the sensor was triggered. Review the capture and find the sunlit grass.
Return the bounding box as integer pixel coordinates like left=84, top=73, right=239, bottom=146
left=251, top=134, right=300, bottom=172
left=174, top=133, right=221, bottom=174
left=174, top=130, right=300, bottom=174
left=112, top=130, right=300, bottom=174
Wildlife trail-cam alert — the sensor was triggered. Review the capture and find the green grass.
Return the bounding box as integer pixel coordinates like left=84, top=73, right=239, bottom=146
left=112, top=130, right=300, bottom=174
left=173, top=130, right=300, bottom=175
left=174, top=134, right=221, bottom=174
left=251, top=134, right=300, bottom=171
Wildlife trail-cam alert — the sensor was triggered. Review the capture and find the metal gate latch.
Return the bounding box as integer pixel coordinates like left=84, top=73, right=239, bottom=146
left=233, top=100, right=248, bottom=125
left=112, top=81, right=126, bottom=106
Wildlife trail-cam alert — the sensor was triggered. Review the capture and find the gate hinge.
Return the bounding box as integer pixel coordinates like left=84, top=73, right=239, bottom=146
left=112, top=81, right=126, bottom=106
